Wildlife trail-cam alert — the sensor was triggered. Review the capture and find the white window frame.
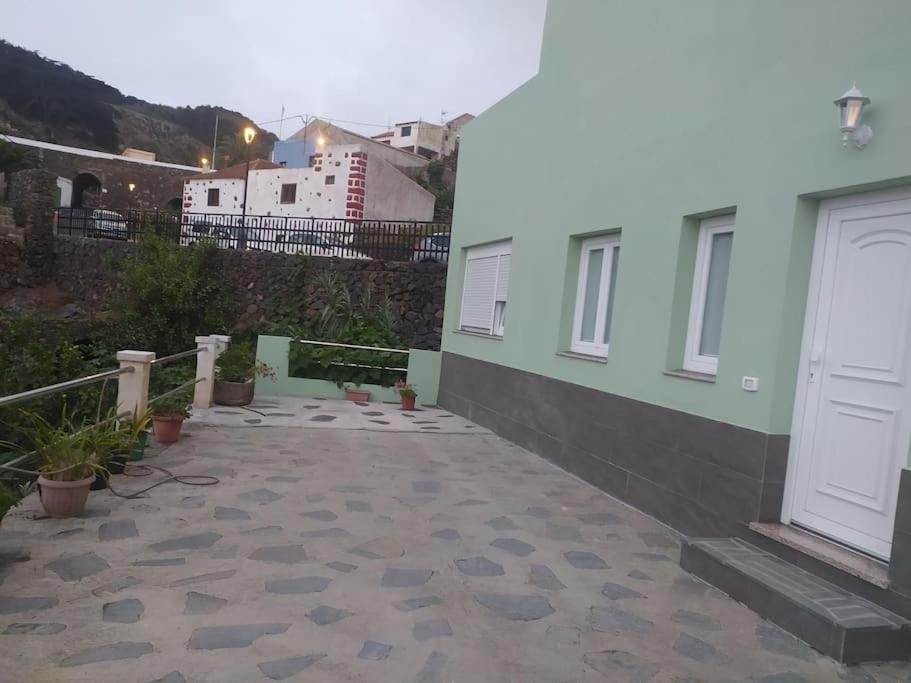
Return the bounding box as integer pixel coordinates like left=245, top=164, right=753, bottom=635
left=684, top=215, right=735, bottom=375
left=459, top=240, right=512, bottom=337
left=570, top=235, right=621, bottom=357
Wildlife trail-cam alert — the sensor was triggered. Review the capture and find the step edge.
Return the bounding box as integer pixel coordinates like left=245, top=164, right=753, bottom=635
left=682, top=538, right=909, bottom=629
left=748, top=522, right=890, bottom=589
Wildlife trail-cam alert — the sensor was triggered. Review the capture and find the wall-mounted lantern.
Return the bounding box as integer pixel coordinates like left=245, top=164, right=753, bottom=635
left=834, top=83, right=872, bottom=148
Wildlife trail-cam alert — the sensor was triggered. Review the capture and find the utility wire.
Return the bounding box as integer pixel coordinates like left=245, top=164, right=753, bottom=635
left=255, top=111, right=393, bottom=130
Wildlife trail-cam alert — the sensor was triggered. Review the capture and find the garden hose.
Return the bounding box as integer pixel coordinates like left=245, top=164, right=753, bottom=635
left=105, top=463, right=219, bottom=499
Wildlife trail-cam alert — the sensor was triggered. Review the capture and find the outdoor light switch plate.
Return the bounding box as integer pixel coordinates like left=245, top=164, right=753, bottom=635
left=741, top=376, right=759, bottom=392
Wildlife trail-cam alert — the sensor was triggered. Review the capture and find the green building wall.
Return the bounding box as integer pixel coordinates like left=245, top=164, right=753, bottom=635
left=441, top=0, right=911, bottom=438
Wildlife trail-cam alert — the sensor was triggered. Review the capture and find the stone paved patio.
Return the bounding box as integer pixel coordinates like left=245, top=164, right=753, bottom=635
left=0, top=399, right=908, bottom=682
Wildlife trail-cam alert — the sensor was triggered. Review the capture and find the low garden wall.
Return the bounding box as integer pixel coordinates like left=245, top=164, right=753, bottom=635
left=256, top=335, right=441, bottom=405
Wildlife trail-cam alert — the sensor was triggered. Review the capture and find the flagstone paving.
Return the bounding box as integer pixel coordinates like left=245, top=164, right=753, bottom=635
left=0, top=404, right=908, bottom=681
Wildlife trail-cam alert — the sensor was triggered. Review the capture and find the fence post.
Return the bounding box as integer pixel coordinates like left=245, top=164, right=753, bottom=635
left=193, top=335, right=230, bottom=409
left=116, top=350, right=156, bottom=417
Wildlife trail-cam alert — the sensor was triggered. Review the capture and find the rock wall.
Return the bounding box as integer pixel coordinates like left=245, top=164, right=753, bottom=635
left=51, top=236, right=447, bottom=350
left=7, top=169, right=57, bottom=281
left=19, top=146, right=191, bottom=210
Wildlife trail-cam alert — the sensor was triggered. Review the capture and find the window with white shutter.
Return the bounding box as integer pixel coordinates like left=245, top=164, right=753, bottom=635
left=459, top=241, right=512, bottom=336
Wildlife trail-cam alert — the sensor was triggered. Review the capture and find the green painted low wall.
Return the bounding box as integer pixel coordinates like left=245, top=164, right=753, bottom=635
left=255, top=335, right=441, bottom=405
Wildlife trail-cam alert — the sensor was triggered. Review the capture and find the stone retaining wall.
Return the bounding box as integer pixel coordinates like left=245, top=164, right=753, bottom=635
left=51, top=236, right=447, bottom=350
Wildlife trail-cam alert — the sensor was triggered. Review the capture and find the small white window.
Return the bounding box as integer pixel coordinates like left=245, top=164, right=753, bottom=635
left=571, top=235, right=621, bottom=357
left=459, top=241, right=512, bottom=337
left=684, top=215, right=735, bottom=374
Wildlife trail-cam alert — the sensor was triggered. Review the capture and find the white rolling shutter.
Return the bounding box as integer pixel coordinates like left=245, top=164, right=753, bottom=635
left=459, top=241, right=512, bottom=335
left=460, top=256, right=498, bottom=331
left=495, top=254, right=511, bottom=302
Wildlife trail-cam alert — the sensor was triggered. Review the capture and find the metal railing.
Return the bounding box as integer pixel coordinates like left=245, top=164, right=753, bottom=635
left=151, top=348, right=203, bottom=366
left=55, top=208, right=451, bottom=262
left=149, top=378, right=204, bottom=405
left=0, top=338, right=222, bottom=475
left=0, top=368, right=128, bottom=472
left=294, top=339, right=410, bottom=373
left=0, top=367, right=132, bottom=409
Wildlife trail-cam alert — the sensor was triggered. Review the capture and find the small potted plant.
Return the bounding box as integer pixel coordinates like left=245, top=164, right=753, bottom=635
left=344, top=385, right=371, bottom=402
left=213, top=341, right=275, bottom=407
left=150, top=394, right=191, bottom=443
left=123, top=408, right=153, bottom=462
left=395, top=381, right=418, bottom=410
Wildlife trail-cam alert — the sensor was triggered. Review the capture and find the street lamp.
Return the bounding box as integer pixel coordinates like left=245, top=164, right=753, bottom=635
left=127, top=183, right=136, bottom=238
left=240, top=126, right=257, bottom=249
left=200, top=157, right=209, bottom=170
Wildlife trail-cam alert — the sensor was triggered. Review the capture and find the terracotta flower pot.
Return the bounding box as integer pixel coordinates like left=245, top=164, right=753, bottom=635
left=345, top=388, right=370, bottom=402
left=152, top=415, right=185, bottom=443
left=213, top=379, right=255, bottom=406
left=38, top=474, right=95, bottom=518
left=400, top=395, right=416, bottom=410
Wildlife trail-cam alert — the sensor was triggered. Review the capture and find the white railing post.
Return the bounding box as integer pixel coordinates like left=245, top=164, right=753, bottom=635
left=116, top=350, right=156, bottom=417
left=193, top=334, right=230, bottom=409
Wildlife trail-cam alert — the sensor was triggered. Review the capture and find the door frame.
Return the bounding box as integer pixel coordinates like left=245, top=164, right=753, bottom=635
left=781, top=185, right=911, bottom=556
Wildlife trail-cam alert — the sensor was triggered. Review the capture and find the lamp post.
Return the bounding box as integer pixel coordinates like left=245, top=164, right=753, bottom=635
left=127, top=183, right=136, bottom=237
left=240, top=126, right=257, bottom=249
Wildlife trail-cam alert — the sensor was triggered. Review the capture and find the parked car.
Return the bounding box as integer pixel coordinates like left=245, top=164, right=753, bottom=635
left=179, top=221, right=236, bottom=248
left=89, top=209, right=128, bottom=240
left=412, top=232, right=450, bottom=263
left=285, top=231, right=372, bottom=259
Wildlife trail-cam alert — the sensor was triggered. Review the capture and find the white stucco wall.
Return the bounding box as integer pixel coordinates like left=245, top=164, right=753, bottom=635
left=364, top=156, right=436, bottom=222
left=245, top=145, right=358, bottom=219
left=390, top=121, right=443, bottom=157
left=183, top=178, right=245, bottom=215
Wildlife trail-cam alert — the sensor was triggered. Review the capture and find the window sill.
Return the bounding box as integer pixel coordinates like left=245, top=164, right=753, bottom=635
left=453, top=329, right=503, bottom=341
left=663, top=368, right=716, bottom=384
left=556, top=350, right=607, bottom=364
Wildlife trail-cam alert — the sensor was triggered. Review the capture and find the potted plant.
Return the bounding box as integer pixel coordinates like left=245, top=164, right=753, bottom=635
left=213, top=341, right=275, bottom=407
left=7, top=412, right=107, bottom=518
left=344, top=385, right=371, bottom=402
left=395, top=381, right=418, bottom=410
left=150, top=395, right=191, bottom=443
left=120, top=408, right=153, bottom=462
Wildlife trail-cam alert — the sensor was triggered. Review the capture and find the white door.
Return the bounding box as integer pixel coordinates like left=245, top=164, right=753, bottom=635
left=787, top=189, right=911, bottom=560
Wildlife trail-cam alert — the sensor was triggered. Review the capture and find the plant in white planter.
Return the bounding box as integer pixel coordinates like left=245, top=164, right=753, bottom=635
left=213, top=341, right=275, bottom=407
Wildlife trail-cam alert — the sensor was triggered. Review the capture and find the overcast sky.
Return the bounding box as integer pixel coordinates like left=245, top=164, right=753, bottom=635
left=2, top=0, right=548, bottom=137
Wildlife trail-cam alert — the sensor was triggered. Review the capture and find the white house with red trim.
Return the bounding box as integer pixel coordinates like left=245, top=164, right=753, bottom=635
left=182, top=144, right=434, bottom=222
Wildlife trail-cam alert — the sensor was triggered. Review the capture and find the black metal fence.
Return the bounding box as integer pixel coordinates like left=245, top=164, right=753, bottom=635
left=55, top=208, right=451, bottom=262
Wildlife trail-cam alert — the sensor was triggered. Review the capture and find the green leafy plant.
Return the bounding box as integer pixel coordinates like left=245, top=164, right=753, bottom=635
left=0, top=480, right=30, bottom=520
left=109, top=408, right=152, bottom=454
left=150, top=393, right=191, bottom=419
left=2, top=409, right=113, bottom=482
left=0, top=316, right=116, bottom=450
left=106, top=232, right=228, bottom=356
left=286, top=272, right=406, bottom=388
left=396, top=382, right=417, bottom=399
left=216, top=341, right=275, bottom=383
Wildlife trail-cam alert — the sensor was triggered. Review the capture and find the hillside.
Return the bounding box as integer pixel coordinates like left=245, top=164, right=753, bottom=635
left=0, top=39, right=275, bottom=166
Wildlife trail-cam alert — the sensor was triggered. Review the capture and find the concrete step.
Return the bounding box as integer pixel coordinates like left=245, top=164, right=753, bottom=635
left=681, top=537, right=911, bottom=664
